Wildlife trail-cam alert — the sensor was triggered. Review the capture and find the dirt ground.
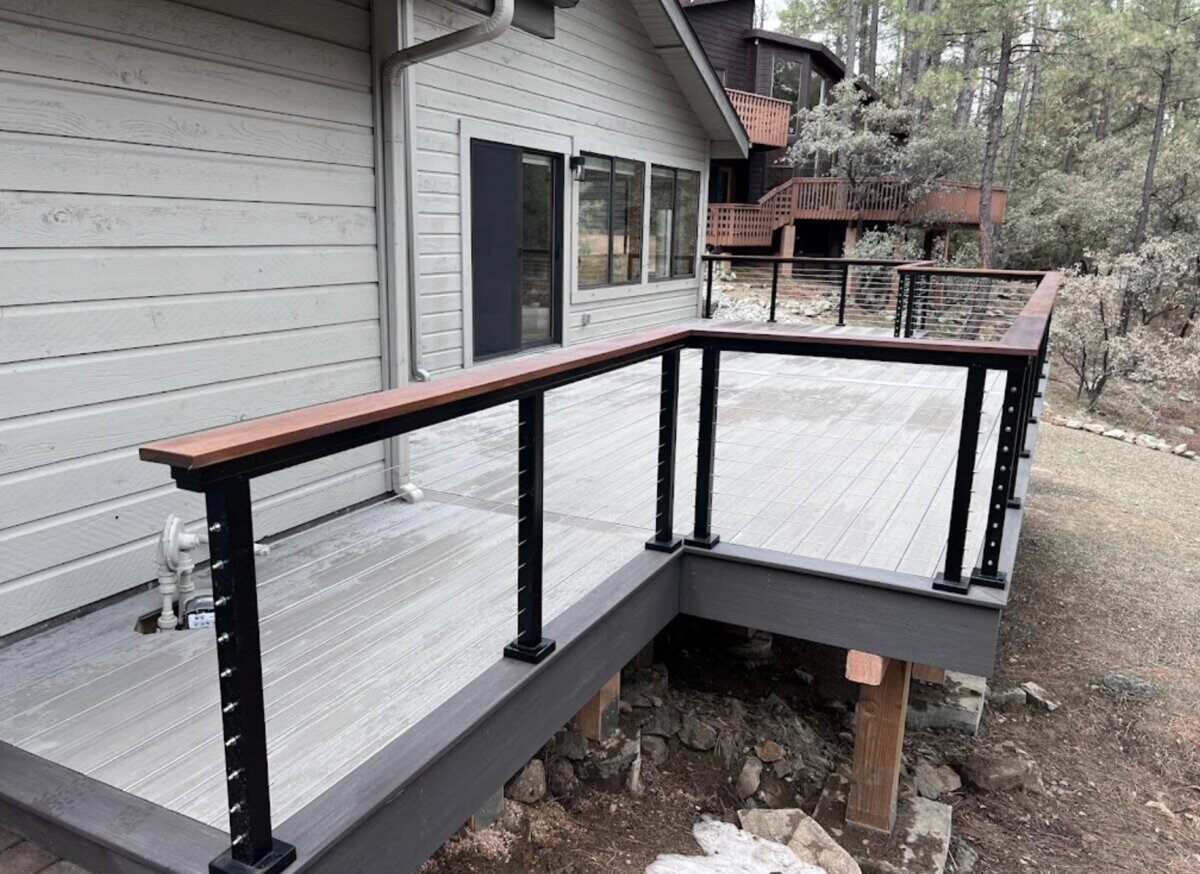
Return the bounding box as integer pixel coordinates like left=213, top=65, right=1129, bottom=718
left=424, top=401, right=1200, bottom=874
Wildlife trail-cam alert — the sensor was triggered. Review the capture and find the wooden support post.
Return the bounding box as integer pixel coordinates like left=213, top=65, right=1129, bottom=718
left=573, top=673, right=620, bottom=742
left=846, top=657, right=912, bottom=834
left=845, top=650, right=887, bottom=686
left=777, top=224, right=796, bottom=277
left=912, top=663, right=946, bottom=686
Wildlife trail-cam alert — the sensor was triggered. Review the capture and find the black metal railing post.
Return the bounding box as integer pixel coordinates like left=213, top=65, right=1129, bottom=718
left=205, top=479, right=296, bottom=874
left=704, top=257, right=714, bottom=318
left=934, top=366, right=986, bottom=594
left=837, top=263, right=849, bottom=326
left=972, top=366, right=1024, bottom=588
left=903, top=272, right=918, bottom=338
left=893, top=272, right=907, bottom=337
left=768, top=260, right=780, bottom=322
left=685, top=346, right=721, bottom=548
left=504, top=392, right=555, bottom=664
left=647, top=350, right=684, bottom=552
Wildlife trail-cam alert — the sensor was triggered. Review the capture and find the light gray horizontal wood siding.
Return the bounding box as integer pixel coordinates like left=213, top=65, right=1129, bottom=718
left=0, top=0, right=385, bottom=636
left=412, top=0, right=707, bottom=373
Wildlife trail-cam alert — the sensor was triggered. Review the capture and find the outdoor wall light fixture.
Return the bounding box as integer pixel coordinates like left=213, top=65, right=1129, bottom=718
left=569, top=155, right=586, bottom=181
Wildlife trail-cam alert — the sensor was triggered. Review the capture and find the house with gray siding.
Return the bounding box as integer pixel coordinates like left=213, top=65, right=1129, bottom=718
left=0, top=0, right=747, bottom=639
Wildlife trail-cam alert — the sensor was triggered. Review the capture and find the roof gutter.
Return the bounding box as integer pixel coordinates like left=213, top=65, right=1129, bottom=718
left=380, top=0, right=515, bottom=381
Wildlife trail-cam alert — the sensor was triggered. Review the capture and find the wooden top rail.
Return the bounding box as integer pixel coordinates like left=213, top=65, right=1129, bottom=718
left=141, top=279, right=1060, bottom=478
left=703, top=254, right=927, bottom=267
left=895, top=265, right=1047, bottom=279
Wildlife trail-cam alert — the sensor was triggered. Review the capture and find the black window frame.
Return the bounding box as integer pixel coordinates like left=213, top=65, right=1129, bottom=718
left=577, top=153, right=644, bottom=290
left=649, top=165, right=700, bottom=282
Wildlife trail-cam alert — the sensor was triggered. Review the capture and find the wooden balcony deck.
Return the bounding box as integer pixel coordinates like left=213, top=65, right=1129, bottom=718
left=707, top=178, right=1009, bottom=248
left=726, top=88, right=791, bottom=149
left=0, top=330, right=1006, bottom=834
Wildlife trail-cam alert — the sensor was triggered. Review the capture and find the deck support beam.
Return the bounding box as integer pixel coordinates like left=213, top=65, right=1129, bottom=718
left=846, top=657, right=912, bottom=834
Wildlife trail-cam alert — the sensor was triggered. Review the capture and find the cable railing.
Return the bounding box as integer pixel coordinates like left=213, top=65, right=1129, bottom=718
left=703, top=255, right=925, bottom=331
left=703, top=256, right=1047, bottom=344
left=137, top=285, right=1057, bottom=873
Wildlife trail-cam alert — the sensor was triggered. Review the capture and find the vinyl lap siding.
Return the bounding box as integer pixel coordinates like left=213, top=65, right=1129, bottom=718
left=412, top=0, right=711, bottom=372
left=0, top=0, right=386, bottom=636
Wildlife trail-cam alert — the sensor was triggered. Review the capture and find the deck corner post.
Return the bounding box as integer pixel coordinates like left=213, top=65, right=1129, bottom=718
left=685, top=346, right=721, bottom=549
left=768, top=260, right=780, bottom=322
left=704, top=257, right=715, bottom=318
left=972, top=365, right=1024, bottom=588
left=846, top=657, right=912, bottom=834
left=504, top=391, right=556, bottom=664
left=935, top=365, right=986, bottom=593
left=647, top=349, right=684, bottom=553
left=204, top=478, right=297, bottom=874
left=837, top=262, right=849, bottom=326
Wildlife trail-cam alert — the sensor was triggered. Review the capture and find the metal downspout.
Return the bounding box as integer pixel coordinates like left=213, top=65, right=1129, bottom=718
left=381, top=0, right=515, bottom=380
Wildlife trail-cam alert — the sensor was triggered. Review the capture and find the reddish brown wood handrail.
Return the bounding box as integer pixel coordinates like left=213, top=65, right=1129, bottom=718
left=141, top=275, right=1059, bottom=473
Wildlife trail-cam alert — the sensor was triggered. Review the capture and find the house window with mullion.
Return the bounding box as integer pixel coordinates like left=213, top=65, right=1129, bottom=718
left=649, top=166, right=700, bottom=280
left=577, top=154, right=644, bottom=288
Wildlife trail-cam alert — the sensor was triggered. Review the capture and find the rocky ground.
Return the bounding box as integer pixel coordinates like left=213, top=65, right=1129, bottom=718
left=420, top=419, right=1200, bottom=874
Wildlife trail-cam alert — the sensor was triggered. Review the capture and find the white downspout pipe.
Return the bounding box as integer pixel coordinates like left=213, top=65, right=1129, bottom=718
left=380, top=0, right=514, bottom=382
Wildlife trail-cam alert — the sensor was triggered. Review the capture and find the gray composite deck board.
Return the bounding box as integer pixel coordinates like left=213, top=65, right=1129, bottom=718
left=0, top=342, right=1007, bottom=831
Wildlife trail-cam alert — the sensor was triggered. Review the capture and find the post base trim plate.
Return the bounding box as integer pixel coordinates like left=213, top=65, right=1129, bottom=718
left=645, top=535, right=684, bottom=553
left=503, top=637, right=556, bottom=664
left=209, top=839, right=297, bottom=874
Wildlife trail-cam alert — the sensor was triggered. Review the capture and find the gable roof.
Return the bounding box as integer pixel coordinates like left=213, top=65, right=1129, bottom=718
left=627, top=0, right=750, bottom=158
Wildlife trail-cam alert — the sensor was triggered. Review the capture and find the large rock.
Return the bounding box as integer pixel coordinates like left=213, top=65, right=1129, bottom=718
left=737, top=757, right=764, bottom=799
left=545, top=757, right=578, bottom=798
left=962, top=750, right=1042, bottom=792
left=1101, top=673, right=1155, bottom=695
left=641, top=705, right=682, bottom=738
left=642, top=735, right=670, bottom=767
left=679, top=714, right=719, bottom=751
left=755, top=740, right=786, bottom=763
left=911, top=760, right=962, bottom=800
left=579, top=736, right=641, bottom=790
left=505, top=759, right=546, bottom=804
left=739, top=808, right=861, bottom=874
left=906, top=672, right=986, bottom=734
left=986, top=687, right=1027, bottom=711
left=1018, top=681, right=1061, bottom=712
left=646, top=819, right=822, bottom=874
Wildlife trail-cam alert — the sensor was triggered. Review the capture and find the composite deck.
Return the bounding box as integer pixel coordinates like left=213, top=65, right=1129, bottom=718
left=0, top=329, right=1006, bottom=833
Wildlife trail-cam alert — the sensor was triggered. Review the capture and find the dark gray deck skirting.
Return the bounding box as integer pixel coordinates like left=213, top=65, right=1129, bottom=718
left=678, top=547, right=1002, bottom=676
left=0, top=742, right=226, bottom=874
left=0, top=406, right=1042, bottom=874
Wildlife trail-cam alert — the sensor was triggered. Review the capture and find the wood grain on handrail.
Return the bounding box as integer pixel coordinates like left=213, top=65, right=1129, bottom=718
left=141, top=275, right=1059, bottom=473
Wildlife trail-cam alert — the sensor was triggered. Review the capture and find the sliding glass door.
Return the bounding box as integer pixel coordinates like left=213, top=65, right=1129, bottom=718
left=471, top=141, right=563, bottom=360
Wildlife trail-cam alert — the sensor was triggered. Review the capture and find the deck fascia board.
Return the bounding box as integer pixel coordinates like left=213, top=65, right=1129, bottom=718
left=678, top=548, right=1004, bottom=677
left=0, top=741, right=226, bottom=874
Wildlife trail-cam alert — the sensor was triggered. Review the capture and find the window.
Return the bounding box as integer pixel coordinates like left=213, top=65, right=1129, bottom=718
left=648, top=166, right=700, bottom=280
left=771, top=57, right=804, bottom=135
left=807, top=69, right=828, bottom=110
left=577, top=154, right=644, bottom=288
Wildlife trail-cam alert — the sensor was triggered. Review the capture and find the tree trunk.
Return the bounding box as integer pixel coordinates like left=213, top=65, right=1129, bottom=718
left=845, top=0, right=860, bottom=77
left=899, top=0, right=922, bottom=103
left=978, top=28, right=1013, bottom=268
left=954, top=35, right=979, bottom=125
left=1125, top=0, right=1182, bottom=333
left=865, top=0, right=880, bottom=83
left=1003, top=35, right=1038, bottom=187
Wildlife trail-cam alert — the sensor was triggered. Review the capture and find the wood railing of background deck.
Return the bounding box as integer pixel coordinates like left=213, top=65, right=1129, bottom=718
left=707, top=178, right=1010, bottom=247
left=725, top=88, right=791, bottom=149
